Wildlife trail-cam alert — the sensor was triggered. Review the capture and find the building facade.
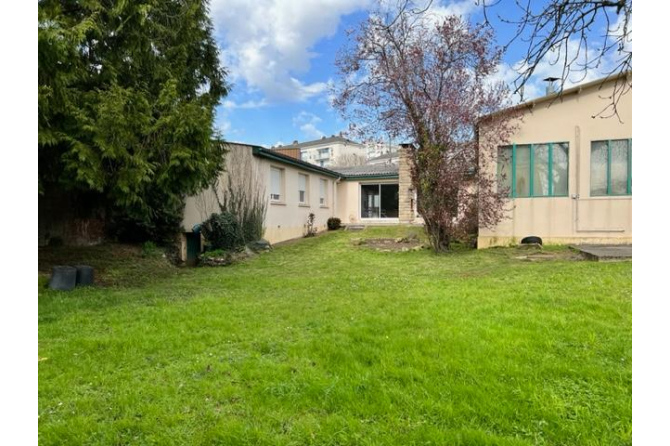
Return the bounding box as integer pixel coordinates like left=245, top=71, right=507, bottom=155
left=274, top=135, right=367, bottom=167
left=180, top=144, right=420, bottom=260
left=477, top=74, right=632, bottom=248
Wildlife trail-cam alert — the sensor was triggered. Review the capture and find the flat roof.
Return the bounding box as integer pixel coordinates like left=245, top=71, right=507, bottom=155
left=276, top=135, right=363, bottom=150
left=330, top=164, right=399, bottom=180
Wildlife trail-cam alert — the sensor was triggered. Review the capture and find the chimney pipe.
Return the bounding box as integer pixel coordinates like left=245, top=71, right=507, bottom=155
left=543, top=77, right=560, bottom=95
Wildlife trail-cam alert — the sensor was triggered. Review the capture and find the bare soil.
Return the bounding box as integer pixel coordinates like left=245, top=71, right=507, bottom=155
left=358, top=238, right=424, bottom=252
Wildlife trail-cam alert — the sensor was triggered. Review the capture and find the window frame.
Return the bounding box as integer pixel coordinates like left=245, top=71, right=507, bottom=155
left=270, top=166, right=285, bottom=204
left=590, top=138, right=632, bottom=197
left=319, top=178, right=328, bottom=207
left=360, top=183, right=400, bottom=219
left=499, top=142, right=570, bottom=198
left=298, top=173, right=310, bottom=206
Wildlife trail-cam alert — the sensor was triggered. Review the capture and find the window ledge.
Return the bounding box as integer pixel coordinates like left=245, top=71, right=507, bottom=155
left=319, top=205, right=329, bottom=209
left=298, top=203, right=311, bottom=208
left=271, top=201, right=286, bottom=206
left=510, top=195, right=570, bottom=199
left=586, top=195, right=632, bottom=200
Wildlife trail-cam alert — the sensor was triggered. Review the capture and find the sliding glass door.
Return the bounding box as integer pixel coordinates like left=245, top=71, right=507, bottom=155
left=361, top=184, right=399, bottom=219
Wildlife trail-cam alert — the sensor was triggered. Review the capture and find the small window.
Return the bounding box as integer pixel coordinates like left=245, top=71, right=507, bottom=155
left=590, top=139, right=631, bottom=196
left=497, top=142, right=569, bottom=198
left=270, top=167, right=283, bottom=202
left=319, top=179, right=328, bottom=206
left=298, top=173, right=309, bottom=204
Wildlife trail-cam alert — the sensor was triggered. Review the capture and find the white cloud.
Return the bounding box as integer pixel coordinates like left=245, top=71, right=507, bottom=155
left=218, top=117, right=232, bottom=134
left=222, top=99, right=268, bottom=110
left=490, top=31, right=625, bottom=103
left=293, top=111, right=325, bottom=139
left=609, top=11, right=632, bottom=53
left=427, top=0, right=478, bottom=22
left=210, top=0, right=370, bottom=102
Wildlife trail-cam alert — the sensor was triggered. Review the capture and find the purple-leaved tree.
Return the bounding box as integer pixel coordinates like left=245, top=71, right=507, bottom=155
left=334, top=0, right=518, bottom=251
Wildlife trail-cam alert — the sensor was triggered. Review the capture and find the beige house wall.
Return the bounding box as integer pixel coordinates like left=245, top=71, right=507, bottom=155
left=261, top=158, right=336, bottom=242
left=335, top=178, right=401, bottom=225
left=334, top=147, right=422, bottom=225
left=478, top=77, right=632, bottom=248
left=182, top=144, right=337, bottom=258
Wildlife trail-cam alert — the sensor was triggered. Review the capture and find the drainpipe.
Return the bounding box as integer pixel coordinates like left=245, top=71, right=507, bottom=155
left=334, top=176, right=342, bottom=219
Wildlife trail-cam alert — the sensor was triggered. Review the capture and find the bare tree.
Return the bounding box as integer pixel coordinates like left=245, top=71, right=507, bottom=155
left=330, top=153, right=368, bottom=167
left=478, top=0, right=632, bottom=118
left=334, top=0, right=518, bottom=251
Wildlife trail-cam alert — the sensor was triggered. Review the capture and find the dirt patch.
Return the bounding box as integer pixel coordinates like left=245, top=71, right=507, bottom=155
left=513, top=249, right=585, bottom=262
left=352, top=237, right=425, bottom=252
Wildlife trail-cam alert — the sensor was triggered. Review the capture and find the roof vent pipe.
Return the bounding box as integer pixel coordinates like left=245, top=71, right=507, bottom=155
left=543, top=77, right=560, bottom=95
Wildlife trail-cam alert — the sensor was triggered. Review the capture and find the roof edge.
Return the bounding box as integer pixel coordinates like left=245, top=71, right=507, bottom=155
left=251, top=146, right=342, bottom=178
left=480, top=71, right=632, bottom=121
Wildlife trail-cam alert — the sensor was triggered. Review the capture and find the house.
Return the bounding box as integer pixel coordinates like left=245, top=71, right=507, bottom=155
left=366, top=151, right=399, bottom=166
left=364, top=141, right=400, bottom=160
left=274, top=135, right=367, bottom=167
left=180, top=143, right=420, bottom=261
left=477, top=73, right=632, bottom=248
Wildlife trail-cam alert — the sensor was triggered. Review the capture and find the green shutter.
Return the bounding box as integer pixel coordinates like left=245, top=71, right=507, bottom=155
left=548, top=142, right=554, bottom=197
left=606, top=140, right=612, bottom=196
left=529, top=143, right=534, bottom=197
left=627, top=138, right=632, bottom=195
left=512, top=143, right=516, bottom=198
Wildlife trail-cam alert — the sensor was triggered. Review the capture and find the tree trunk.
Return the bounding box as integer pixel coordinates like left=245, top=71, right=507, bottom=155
left=424, top=217, right=451, bottom=252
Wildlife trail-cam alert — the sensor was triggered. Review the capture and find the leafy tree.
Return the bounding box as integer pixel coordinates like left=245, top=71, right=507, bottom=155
left=335, top=0, right=517, bottom=251
left=38, top=0, right=228, bottom=243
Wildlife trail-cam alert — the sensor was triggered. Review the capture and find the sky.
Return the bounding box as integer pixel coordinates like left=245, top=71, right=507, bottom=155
left=207, top=0, right=630, bottom=148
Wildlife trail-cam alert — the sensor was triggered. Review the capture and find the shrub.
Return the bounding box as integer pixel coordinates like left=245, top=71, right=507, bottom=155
left=201, top=211, right=244, bottom=251
left=141, top=241, right=159, bottom=257
left=304, top=213, right=317, bottom=237
left=327, top=217, right=341, bottom=230
left=200, top=249, right=228, bottom=259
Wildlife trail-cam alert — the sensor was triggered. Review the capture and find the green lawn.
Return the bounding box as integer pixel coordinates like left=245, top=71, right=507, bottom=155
left=38, top=227, right=632, bottom=445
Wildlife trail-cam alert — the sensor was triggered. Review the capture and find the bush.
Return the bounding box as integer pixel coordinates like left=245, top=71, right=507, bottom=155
left=200, top=249, right=228, bottom=259
left=108, top=193, right=185, bottom=246
left=141, top=241, right=159, bottom=257
left=304, top=213, right=316, bottom=237
left=201, top=211, right=244, bottom=251
left=327, top=217, right=341, bottom=230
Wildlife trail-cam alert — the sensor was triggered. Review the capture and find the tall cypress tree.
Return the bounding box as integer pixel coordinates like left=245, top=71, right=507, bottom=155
left=38, top=0, right=228, bottom=243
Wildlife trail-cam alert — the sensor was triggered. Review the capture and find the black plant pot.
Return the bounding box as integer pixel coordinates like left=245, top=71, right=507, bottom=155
left=49, top=266, right=77, bottom=291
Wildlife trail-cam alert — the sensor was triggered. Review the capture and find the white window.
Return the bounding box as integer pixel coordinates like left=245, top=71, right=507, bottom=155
left=298, top=173, right=309, bottom=204
left=319, top=179, right=328, bottom=206
left=270, top=167, right=283, bottom=202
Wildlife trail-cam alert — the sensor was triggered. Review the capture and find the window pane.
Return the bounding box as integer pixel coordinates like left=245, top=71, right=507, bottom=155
left=380, top=184, right=399, bottom=218
left=532, top=144, right=549, bottom=196
left=320, top=179, right=327, bottom=205
left=552, top=143, right=569, bottom=196
left=515, top=145, right=531, bottom=197
left=298, top=174, right=308, bottom=202
left=361, top=184, right=380, bottom=218
left=611, top=139, right=630, bottom=195
left=271, top=168, right=281, bottom=198
left=497, top=146, right=512, bottom=196
left=590, top=142, right=608, bottom=196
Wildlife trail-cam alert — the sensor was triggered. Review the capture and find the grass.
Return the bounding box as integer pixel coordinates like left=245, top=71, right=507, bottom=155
left=38, top=227, right=631, bottom=445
